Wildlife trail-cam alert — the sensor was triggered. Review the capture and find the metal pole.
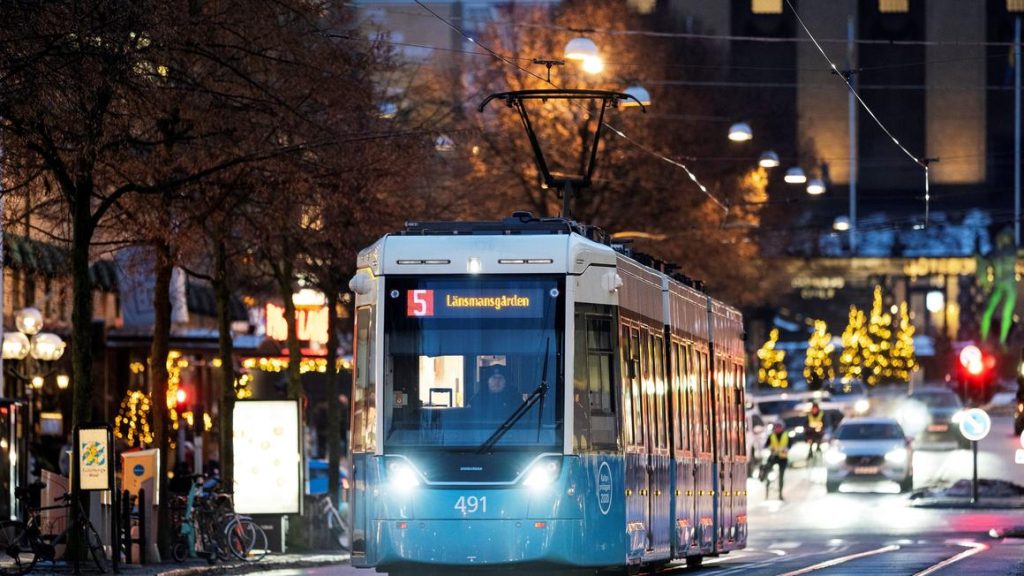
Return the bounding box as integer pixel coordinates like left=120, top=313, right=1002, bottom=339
left=971, top=440, right=979, bottom=504
left=0, top=142, right=5, bottom=399
left=1015, top=17, right=1021, bottom=246
left=848, top=14, right=858, bottom=254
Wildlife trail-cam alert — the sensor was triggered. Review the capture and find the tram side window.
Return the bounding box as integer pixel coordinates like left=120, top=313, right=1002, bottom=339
left=620, top=324, right=635, bottom=447
left=671, top=341, right=683, bottom=454
left=678, top=342, right=690, bottom=454
left=735, top=364, right=746, bottom=456
left=587, top=314, right=617, bottom=449
left=652, top=334, right=667, bottom=450
left=352, top=306, right=377, bottom=453
left=700, top=350, right=712, bottom=454
left=630, top=327, right=644, bottom=447
left=574, top=309, right=618, bottom=451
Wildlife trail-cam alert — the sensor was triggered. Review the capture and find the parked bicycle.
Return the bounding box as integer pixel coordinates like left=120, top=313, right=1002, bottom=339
left=0, top=485, right=106, bottom=575
left=172, top=475, right=267, bottom=563
left=311, top=493, right=349, bottom=551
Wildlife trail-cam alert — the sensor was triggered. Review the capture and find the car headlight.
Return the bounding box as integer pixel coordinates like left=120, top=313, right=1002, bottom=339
left=523, top=458, right=562, bottom=489
left=824, top=448, right=846, bottom=466
left=387, top=461, right=421, bottom=491
left=951, top=410, right=965, bottom=424
left=885, top=448, right=908, bottom=465
left=854, top=399, right=870, bottom=415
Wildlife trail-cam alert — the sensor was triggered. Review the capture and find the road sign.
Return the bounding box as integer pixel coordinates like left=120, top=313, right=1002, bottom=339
left=958, top=408, right=991, bottom=442
left=1017, top=449, right=1024, bottom=464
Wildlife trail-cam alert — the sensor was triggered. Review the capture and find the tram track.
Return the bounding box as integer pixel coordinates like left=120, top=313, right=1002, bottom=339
left=692, top=538, right=995, bottom=576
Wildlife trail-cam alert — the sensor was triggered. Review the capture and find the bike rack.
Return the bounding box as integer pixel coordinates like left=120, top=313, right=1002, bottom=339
left=119, top=489, right=147, bottom=564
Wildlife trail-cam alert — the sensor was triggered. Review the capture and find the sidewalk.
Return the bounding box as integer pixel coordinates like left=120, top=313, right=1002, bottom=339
left=114, top=552, right=350, bottom=576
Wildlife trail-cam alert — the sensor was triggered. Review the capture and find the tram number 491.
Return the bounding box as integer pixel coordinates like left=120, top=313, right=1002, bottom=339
left=454, top=495, right=487, bottom=514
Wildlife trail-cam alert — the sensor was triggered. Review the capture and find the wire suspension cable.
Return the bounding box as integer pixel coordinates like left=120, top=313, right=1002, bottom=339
left=411, top=0, right=724, bottom=211
left=784, top=0, right=932, bottom=226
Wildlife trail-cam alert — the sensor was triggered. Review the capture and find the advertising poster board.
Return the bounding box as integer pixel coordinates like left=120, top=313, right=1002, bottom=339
left=77, top=427, right=111, bottom=491
left=233, top=401, right=300, bottom=514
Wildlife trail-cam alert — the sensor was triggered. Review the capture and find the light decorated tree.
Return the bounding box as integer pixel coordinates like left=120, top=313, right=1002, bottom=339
left=803, top=319, right=835, bottom=390
left=889, top=301, right=919, bottom=383
left=863, top=285, right=893, bottom=386
left=114, top=390, right=154, bottom=448
left=757, top=328, right=789, bottom=389
left=839, top=305, right=869, bottom=383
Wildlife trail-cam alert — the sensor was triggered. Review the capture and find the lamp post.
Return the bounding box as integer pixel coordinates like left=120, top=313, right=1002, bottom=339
left=1, top=307, right=68, bottom=438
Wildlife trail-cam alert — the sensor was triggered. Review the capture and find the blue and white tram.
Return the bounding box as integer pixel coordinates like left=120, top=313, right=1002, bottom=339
left=347, top=214, right=748, bottom=574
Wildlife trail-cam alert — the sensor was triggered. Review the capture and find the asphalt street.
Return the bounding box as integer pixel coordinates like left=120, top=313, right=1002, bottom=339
left=256, top=416, right=1024, bottom=575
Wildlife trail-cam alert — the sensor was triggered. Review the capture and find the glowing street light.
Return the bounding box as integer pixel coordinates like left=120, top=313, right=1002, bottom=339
left=784, top=166, right=807, bottom=184
left=622, top=84, right=651, bottom=108
left=728, top=122, right=753, bottom=142
left=806, top=178, right=827, bottom=195
left=759, top=150, right=781, bottom=168
left=564, top=36, right=600, bottom=61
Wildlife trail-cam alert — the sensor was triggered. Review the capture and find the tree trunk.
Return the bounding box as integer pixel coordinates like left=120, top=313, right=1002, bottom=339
left=325, top=287, right=341, bottom=506
left=70, top=192, right=94, bottom=432
left=214, top=238, right=235, bottom=489
left=151, top=242, right=174, bottom=558
left=277, top=260, right=302, bottom=400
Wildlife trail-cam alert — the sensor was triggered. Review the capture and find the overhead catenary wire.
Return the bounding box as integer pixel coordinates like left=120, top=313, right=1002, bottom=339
left=783, top=0, right=933, bottom=226
left=410, top=0, right=726, bottom=212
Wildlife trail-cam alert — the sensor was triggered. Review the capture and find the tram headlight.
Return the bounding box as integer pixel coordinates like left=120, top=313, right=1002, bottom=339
left=387, top=461, right=421, bottom=492
left=522, top=458, right=562, bottom=490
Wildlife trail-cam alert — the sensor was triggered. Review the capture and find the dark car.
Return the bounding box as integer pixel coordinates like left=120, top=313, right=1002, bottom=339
left=904, top=388, right=968, bottom=448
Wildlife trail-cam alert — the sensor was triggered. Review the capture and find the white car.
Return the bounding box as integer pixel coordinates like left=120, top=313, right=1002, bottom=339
left=825, top=417, right=914, bottom=493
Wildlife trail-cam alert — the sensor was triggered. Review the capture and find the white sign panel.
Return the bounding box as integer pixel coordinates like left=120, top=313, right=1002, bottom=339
left=233, top=401, right=301, bottom=514
left=958, top=408, right=991, bottom=442
left=1016, top=449, right=1024, bottom=464
left=1019, top=430, right=1024, bottom=450
left=78, top=428, right=110, bottom=491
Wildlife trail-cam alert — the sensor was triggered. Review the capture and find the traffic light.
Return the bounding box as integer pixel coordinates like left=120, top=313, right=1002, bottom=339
left=956, top=344, right=996, bottom=406
left=175, top=387, right=190, bottom=412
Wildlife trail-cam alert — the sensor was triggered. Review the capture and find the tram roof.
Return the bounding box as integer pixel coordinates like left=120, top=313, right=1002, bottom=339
left=359, top=212, right=709, bottom=294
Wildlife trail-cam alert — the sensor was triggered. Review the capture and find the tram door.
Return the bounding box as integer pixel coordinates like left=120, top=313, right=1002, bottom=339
left=648, top=334, right=670, bottom=555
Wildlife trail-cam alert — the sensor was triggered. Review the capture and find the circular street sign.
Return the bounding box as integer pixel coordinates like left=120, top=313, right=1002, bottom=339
left=958, top=408, right=991, bottom=442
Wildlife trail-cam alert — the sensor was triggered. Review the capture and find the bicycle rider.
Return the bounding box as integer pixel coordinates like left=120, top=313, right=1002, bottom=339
left=806, top=402, right=825, bottom=460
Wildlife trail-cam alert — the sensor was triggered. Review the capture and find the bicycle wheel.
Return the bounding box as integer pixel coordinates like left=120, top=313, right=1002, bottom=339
left=0, top=521, right=38, bottom=576
left=326, top=508, right=350, bottom=550
left=225, top=518, right=267, bottom=562
left=82, top=519, right=108, bottom=573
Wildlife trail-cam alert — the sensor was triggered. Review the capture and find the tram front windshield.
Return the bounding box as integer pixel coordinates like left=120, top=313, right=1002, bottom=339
left=383, top=275, right=564, bottom=452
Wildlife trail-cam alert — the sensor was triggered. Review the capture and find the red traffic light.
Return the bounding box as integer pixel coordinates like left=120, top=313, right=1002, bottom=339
left=175, top=388, right=188, bottom=407
left=959, top=345, right=984, bottom=376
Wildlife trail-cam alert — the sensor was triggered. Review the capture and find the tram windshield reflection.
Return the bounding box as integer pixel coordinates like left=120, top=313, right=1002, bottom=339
left=383, top=276, right=565, bottom=450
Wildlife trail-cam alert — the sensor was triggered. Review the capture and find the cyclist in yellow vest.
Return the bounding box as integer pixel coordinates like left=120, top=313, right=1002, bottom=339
left=806, top=402, right=825, bottom=459
left=764, top=421, right=790, bottom=500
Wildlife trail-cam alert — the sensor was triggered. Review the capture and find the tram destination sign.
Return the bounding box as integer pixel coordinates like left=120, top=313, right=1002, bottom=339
left=406, top=288, right=549, bottom=319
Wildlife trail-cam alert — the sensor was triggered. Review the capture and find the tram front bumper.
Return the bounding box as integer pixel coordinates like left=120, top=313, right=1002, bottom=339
left=372, top=518, right=586, bottom=567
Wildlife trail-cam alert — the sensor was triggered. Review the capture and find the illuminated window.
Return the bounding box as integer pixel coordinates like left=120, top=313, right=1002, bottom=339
left=1010, top=0, right=1024, bottom=12
left=752, top=0, right=782, bottom=14
left=879, top=0, right=909, bottom=13
left=627, top=0, right=655, bottom=14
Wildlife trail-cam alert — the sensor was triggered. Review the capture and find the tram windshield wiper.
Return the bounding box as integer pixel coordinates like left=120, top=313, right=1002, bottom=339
left=477, top=341, right=550, bottom=453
